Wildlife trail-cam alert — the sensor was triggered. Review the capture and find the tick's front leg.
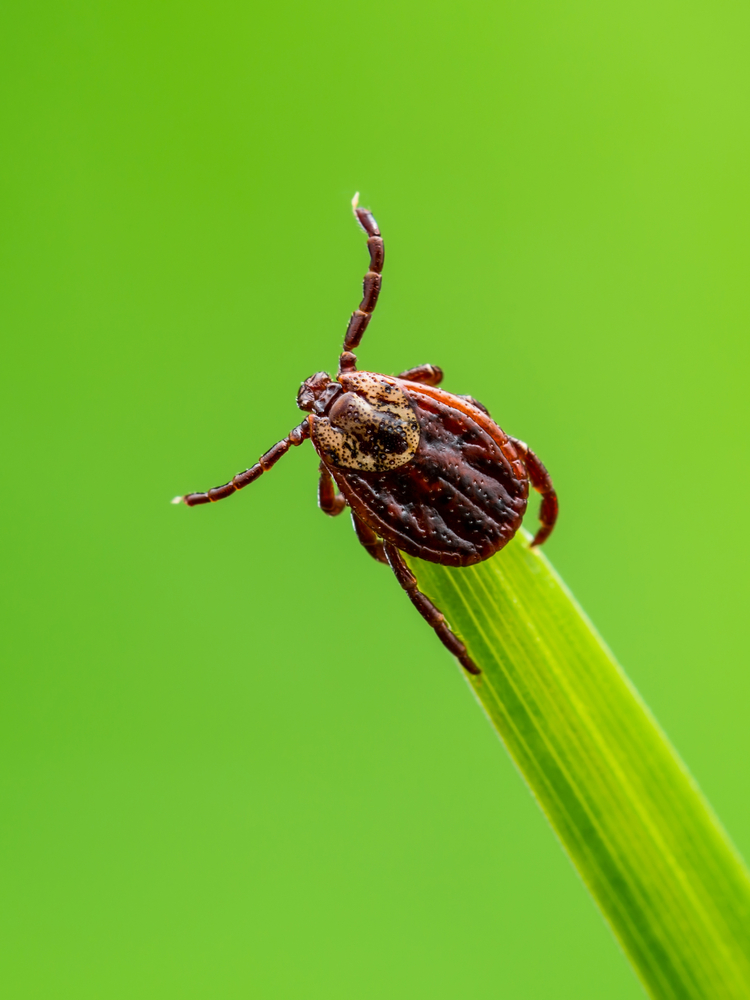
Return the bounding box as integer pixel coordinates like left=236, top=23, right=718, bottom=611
left=318, top=464, right=346, bottom=516
left=174, top=420, right=310, bottom=506
left=383, top=542, right=480, bottom=675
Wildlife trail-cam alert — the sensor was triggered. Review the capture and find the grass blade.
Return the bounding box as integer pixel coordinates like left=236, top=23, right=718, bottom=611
left=406, top=531, right=750, bottom=999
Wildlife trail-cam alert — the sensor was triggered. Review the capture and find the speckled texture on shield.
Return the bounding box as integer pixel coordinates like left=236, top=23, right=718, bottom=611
left=311, top=372, right=420, bottom=472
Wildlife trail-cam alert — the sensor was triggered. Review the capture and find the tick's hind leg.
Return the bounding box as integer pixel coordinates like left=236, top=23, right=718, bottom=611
left=397, top=364, right=444, bottom=386
left=318, top=464, right=346, bottom=516
left=383, top=542, right=480, bottom=675
left=508, top=437, right=558, bottom=547
left=320, top=466, right=387, bottom=564
left=351, top=512, right=388, bottom=564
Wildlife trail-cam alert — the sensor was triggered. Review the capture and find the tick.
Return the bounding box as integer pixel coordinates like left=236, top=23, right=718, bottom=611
left=173, top=195, right=558, bottom=675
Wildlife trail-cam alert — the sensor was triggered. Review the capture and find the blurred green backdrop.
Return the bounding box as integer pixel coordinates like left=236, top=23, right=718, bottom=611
left=2, top=1, right=749, bottom=997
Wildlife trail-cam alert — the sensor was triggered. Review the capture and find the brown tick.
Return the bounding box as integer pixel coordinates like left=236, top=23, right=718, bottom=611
left=173, top=195, right=558, bottom=675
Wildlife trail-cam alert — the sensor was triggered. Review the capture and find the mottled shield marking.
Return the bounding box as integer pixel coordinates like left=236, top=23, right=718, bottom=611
left=312, top=372, right=420, bottom=471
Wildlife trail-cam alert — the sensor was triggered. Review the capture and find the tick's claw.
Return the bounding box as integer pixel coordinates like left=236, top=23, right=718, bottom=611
left=170, top=495, right=184, bottom=505
left=351, top=191, right=360, bottom=210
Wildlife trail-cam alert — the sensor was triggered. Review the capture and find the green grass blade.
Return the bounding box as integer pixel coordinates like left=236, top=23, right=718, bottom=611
left=405, top=531, right=750, bottom=1000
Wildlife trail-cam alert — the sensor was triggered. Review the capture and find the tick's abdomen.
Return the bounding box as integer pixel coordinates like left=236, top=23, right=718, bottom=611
left=327, top=383, right=528, bottom=567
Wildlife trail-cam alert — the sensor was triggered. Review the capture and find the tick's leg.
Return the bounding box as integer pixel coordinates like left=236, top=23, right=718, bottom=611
left=351, top=511, right=388, bottom=564
left=397, top=364, right=444, bottom=386
left=318, top=464, right=346, bottom=516
left=383, top=542, right=480, bottom=675
left=508, top=436, right=558, bottom=546
left=339, top=194, right=384, bottom=373
left=173, top=420, right=310, bottom=507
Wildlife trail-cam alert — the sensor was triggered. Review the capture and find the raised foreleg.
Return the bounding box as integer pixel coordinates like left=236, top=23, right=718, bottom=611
left=340, top=194, right=385, bottom=370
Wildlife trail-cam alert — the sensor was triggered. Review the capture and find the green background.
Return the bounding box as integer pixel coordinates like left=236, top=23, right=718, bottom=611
left=2, top=1, right=749, bottom=997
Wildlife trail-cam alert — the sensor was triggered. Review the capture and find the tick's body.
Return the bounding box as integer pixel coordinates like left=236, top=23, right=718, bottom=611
left=174, top=197, right=558, bottom=675
left=322, top=373, right=528, bottom=567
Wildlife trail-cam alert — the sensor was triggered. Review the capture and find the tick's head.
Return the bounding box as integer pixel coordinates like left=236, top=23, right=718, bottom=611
left=296, top=372, right=331, bottom=411
left=297, top=371, right=344, bottom=414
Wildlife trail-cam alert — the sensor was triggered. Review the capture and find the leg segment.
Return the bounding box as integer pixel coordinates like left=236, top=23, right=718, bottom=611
left=173, top=420, right=310, bottom=507
left=318, top=463, right=346, bottom=516
left=508, top=436, right=558, bottom=547
left=383, top=542, right=480, bottom=675
left=351, top=511, right=388, bottom=564
left=340, top=194, right=385, bottom=370
left=320, top=462, right=387, bottom=562
left=397, top=364, right=444, bottom=386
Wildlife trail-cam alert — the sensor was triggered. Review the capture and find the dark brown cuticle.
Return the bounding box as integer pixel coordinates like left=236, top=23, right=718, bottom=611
left=359, top=272, right=381, bottom=314
left=366, top=236, right=385, bottom=273
left=232, top=464, right=263, bottom=489
left=259, top=439, right=290, bottom=471
left=184, top=492, right=212, bottom=506
left=398, top=364, right=444, bottom=387
left=352, top=510, right=388, bottom=564
left=338, top=351, right=357, bottom=373
left=208, top=483, right=237, bottom=501
left=343, top=311, right=370, bottom=351
left=354, top=205, right=380, bottom=238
